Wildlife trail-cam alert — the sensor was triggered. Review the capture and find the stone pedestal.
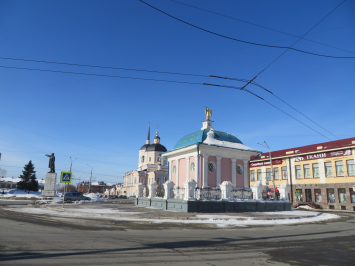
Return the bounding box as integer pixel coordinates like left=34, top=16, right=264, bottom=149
left=251, top=181, right=263, bottom=200
left=184, top=178, right=197, bottom=201
left=163, top=180, right=175, bottom=199
left=41, top=173, right=57, bottom=197
left=148, top=181, right=158, bottom=199
left=220, top=181, right=233, bottom=199
left=137, top=183, right=145, bottom=198
left=279, top=183, right=290, bottom=201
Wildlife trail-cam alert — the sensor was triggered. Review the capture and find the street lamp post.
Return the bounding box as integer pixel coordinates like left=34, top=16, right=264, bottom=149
left=86, top=164, right=98, bottom=194
left=257, top=141, right=276, bottom=199
left=70, top=157, right=77, bottom=172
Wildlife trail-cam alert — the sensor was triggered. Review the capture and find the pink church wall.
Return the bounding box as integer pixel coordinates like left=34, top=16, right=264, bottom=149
left=178, top=158, right=186, bottom=188
left=221, top=158, right=232, bottom=182
left=236, top=159, right=244, bottom=187
left=208, top=156, right=217, bottom=187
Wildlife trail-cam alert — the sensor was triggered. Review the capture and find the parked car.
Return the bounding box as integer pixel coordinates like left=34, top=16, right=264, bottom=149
left=128, top=195, right=136, bottom=199
left=63, top=192, right=91, bottom=202
left=118, top=195, right=127, bottom=199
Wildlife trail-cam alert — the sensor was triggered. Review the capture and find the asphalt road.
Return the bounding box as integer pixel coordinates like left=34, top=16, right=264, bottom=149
left=0, top=199, right=32, bottom=205
left=1, top=207, right=355, bottom=266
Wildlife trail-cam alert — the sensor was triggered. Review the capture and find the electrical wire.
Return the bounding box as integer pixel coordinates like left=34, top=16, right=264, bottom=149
left=0, top=56, right=252, bottom=83
left=254, top=0, right=347, bottom=77
left=139, top=0, right=355, bottom=59
left=169, top=0, right=355, bottom=55
left=1, top=63, right=337, bottom=141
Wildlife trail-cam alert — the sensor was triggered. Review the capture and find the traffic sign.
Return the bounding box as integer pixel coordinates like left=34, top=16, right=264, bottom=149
left=60, top=172, right=72, bottom=183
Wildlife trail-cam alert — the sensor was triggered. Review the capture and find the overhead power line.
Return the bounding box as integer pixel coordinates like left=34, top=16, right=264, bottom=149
left=169, top=0, right=355, bottom=55
left=139, top=0, right=355, bottom=59
left=0, top=56, right=251, bottom=84
left=236, top=0, right=345, bottom=140
left=0, top=63, right=336, bottom=141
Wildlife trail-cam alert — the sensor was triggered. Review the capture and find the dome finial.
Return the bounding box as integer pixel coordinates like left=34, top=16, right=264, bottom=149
left=154, top=125, right=160, bottom=144
left=146, top=122, right=150, bottom=144
left=204, top=106, right=212, bottom=121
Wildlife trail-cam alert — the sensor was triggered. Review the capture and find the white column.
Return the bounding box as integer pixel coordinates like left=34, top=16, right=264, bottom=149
left=231, top=158, right=237, bottom=187
left=261, top=166, right=266, bottom=185
left=243, top=159, right=249, bottom=188
left=194, top=155, right=198, bottom=181
left=203, top=154, right=209, bottom=187
left=216, top=156, right=222, bottom=186
left=176, top=159, right=180, bottom=188
left=168, top=159, right=172, bottom=182
left=186, top=156, right=190, bottom=181
left=286, top=159, right=291, bottom=184
left=318, top=158, right=326, bottom=184
left=290, top=158, right=296, bottom=184
left=220, top=181, right=232, bottom=199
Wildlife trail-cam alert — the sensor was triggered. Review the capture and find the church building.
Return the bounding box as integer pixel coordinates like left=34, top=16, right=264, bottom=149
left=161, top=108, right=260, bottom=189
left=117, top=125, right=168, bottom=197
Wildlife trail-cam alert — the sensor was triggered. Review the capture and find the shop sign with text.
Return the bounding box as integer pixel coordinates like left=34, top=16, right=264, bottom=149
left=294, top=149, right=352, bottom=162
left=250, top=159, right=283, bottom=168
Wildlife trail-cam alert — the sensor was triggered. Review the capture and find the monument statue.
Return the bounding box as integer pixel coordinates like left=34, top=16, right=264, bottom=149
left=45, top=153, right=55, bottom=173
left=204, top=106, right=212, bottom=121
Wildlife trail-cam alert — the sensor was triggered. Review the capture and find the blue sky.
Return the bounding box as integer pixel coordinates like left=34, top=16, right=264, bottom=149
left=0, top=0, right=354, bottom=184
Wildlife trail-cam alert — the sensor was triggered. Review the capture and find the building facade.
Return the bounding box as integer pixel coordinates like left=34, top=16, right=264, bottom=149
left=77, top=181, right=115, bottom=194
left=250, top=137, right=355, bottom=211
left=117, top=126, right=168, bottom=197
left=162, top=110, right=259, bottom=188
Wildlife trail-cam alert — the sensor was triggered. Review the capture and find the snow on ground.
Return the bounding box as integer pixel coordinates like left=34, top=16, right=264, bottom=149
left=84, top=193, right=104, bottom=202
left=0, top=189, right=42, bottom=198
left=63, top=208, right=144, bottom=215
left=6, top=207, right=340, bottom=228
left=262, top=211, right=320, bottom=216
left=296, top=205, right=317, bottom=210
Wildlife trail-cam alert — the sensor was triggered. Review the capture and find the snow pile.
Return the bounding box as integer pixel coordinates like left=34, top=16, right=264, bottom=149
left=262, top=210, right=319, bottom=216
left=203, top=129, right=258, bottom=152
left=84, top=193, right=104, bottom=202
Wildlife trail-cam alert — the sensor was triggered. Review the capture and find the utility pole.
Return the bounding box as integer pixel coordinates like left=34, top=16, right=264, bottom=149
left=70, top=157, right=77, bottom=172
left=86, top=164, right=98, bottom=194
left=257, top=141, right=276, bottom=199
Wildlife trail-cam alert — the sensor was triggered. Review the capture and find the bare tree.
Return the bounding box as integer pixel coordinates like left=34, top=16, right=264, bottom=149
left=58, top=184, right=77, bottom=193
left=0, top=167, right=7, bottom=177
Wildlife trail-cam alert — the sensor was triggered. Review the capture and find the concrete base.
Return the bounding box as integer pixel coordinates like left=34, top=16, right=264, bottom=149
left=41, top=173, right=57, bottom=197
left=136, top=197, right=291, bottom=212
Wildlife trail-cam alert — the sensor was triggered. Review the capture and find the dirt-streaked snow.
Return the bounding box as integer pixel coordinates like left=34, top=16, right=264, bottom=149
left=6, top=207, right=340, bottom=228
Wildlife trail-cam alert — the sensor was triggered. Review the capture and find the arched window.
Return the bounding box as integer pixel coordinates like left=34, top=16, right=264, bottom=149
left=141, top=156, right=144, bottom=163
left=134, top=177, right=137, bottom=184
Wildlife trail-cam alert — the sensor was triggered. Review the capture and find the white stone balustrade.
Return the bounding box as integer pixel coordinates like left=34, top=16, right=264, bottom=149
left=164, top=180, right=175, bottom=199
left=251, top=181, right=263, bottom=200
left=183, top=178, right=197, bottom=201
left=148, top=181, right=158, bottom=198
left=279, top=183, right=290, bottom=201
left=220, top=181, right=233, bottom=199
left=136, top=183, right=145, bottom=198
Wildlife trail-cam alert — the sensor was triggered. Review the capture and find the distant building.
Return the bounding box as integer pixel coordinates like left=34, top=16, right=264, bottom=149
left=77, top=181, right=115, bottom=194
left=117, top=125, right=168, bottom=197
left=250, top=137, right=355, bottom=211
